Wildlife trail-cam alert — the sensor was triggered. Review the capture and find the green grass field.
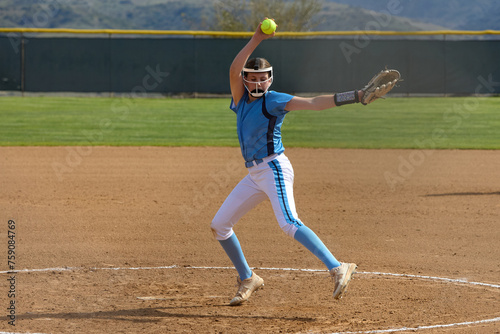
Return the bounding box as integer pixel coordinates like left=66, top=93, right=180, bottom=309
left=0, top=96, right=498, bottom=149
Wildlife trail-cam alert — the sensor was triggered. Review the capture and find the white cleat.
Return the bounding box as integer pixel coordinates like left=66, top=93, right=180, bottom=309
left=229, top=272, right=264, bottom=306
left=330, top=262, right=357, bottom=299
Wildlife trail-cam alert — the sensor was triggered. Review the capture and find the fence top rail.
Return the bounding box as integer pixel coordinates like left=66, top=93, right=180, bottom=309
left=1, top=27, right=500, bottom=37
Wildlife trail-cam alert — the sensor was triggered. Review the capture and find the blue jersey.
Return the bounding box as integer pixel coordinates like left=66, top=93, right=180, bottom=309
left=230, top=91, right=293, bottom=163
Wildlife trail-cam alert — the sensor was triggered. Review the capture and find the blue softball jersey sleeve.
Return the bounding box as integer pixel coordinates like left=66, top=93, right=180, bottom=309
left=265, top=91, right=294, bottom=116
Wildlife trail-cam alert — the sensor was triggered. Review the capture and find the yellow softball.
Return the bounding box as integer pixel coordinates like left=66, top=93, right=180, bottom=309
left=261, top=18, right=277, bottom=35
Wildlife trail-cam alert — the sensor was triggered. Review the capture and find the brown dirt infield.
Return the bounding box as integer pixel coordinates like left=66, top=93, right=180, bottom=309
left=1, top=146, right=499, bottom=333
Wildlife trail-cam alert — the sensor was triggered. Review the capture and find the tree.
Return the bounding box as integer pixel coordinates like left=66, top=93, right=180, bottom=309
left=212, top=0, right=323, bottom=31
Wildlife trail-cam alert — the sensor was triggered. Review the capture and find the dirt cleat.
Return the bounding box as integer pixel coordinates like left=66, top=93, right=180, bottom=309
left=229, top=272, right=264, bottom=306
left=330, top=262, right=357, bottom=299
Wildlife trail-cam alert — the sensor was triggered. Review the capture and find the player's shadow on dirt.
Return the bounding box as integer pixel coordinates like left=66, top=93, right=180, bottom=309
left=423, top=191, right=500, bottom=197
left=11, top=306, right=315, bottom=323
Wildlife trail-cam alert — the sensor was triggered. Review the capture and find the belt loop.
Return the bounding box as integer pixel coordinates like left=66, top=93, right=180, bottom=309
left=245, top=158, right=265, bottom=168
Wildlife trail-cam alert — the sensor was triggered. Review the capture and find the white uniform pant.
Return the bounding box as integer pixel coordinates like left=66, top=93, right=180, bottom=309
left=211, top=153, right=303, bottom=240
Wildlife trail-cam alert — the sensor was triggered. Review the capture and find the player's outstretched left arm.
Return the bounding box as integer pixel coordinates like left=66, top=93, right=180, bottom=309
left=285, top=69, right=401, bottom=112
left=285, top=90, right=365, bottom=111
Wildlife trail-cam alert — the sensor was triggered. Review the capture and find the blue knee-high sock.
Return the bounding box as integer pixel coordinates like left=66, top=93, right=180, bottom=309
left=294, top=225, right=341, bottom=270
left=218, top=233, right=252, bottom=280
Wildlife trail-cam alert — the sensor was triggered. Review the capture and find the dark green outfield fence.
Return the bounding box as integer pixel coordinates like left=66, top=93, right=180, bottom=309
left=1, top=34, right=499, bottom=95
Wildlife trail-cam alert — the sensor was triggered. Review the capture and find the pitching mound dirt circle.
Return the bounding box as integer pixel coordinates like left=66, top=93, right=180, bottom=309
left=2, top=264, right=499, bottom=334
left=1, top=146, right=499, bottom=333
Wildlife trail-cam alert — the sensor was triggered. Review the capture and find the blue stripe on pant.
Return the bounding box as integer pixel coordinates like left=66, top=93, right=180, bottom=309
left=269, top=159, right=340, bottom=270
left=268, top=159, right=303, bottom=228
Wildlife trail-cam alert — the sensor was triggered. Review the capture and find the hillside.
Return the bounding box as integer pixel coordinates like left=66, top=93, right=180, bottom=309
left=316, top=2, right=446, bottom=31
left=329, top=0, right=500, bottom=30
left=0, top=0, right=496, bottom=31
left=0, top=0, right=213, bottom=30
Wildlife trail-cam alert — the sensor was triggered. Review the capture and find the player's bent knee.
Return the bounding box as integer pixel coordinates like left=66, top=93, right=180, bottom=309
left=210, top=220, right=221, bottom=237
left=210, top=219, right=233, bottom=241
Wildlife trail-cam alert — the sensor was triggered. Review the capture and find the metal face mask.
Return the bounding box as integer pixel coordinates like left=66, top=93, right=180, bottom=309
left=242, top=66, right=273, bottom=98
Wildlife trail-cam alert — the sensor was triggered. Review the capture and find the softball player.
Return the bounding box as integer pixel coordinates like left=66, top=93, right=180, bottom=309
left=211, top=21, right=360, bottom=306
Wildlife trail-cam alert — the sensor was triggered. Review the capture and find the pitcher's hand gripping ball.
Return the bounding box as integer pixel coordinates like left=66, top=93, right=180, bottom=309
left=261, top=18, right=277, bottom=35
left=361, top=69, right=401, bottom=105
